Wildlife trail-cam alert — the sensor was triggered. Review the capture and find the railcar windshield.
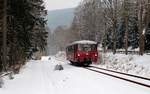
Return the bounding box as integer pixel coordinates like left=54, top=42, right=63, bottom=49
left=78, top=44, right=97, bottom=51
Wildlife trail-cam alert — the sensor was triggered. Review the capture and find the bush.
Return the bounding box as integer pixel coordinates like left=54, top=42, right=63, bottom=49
left=54, top=64, right=64, bottom=71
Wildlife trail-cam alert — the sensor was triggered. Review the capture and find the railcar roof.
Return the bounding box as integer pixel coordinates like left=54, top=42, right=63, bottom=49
left=68, top=40, right=97, bottom=46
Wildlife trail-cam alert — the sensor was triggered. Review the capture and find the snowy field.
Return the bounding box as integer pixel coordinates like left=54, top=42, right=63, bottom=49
left=0, top=52, right=150, bottom=94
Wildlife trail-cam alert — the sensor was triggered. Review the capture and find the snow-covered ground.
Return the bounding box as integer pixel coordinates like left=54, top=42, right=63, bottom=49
left=1, top=52, right=150, bottom=94
left=100, top=52, right=150, bottom=78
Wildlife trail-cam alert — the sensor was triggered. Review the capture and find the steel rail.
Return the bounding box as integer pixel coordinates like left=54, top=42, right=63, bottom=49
left=84, top=67, right=150, bottom=88
left=89, top=66, right=150, bottom=81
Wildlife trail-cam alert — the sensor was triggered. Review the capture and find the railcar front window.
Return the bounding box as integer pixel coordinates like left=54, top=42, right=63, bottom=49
left=91, top=45, right=97, bottom=50
left=78, top=44, right=91, bottom=51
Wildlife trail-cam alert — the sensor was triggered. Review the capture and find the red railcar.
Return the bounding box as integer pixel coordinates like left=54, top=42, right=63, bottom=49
left=66, top=40, right=98, bottom=66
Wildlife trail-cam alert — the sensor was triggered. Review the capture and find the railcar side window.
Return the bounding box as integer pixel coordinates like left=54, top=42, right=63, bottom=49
left=67, top=45, right=75, bottom=52
left=74, top=45, right=77, bottom=51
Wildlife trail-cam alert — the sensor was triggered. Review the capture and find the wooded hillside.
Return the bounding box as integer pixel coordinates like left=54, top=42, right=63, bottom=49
left=0, top=0, right=47, bottom=73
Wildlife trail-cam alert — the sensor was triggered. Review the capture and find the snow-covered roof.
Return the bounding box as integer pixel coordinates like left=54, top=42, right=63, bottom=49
left=68, top=40, right=97, bottom=46
left=81, top=0, right=93, bottom=5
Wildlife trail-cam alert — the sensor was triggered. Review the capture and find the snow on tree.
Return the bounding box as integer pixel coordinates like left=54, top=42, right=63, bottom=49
left=72, top=0, right=150, bottom=55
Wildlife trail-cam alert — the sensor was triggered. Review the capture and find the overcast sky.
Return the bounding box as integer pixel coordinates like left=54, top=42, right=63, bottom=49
left=44, top=0, right=82, bottom=10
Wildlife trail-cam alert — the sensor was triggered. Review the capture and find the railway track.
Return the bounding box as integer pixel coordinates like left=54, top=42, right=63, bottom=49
left=53, top=57, right=150, bottom=88
left=84, top=66, right=150, bottom=88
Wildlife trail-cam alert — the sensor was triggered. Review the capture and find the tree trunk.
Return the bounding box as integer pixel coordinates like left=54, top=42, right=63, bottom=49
left=113, top=23, right=116, bottom=54
left=138, top=0, right=143, bottom=55
left=124, top=0, right=129, bottom=55
left=2, top=0, right=7, bottom=71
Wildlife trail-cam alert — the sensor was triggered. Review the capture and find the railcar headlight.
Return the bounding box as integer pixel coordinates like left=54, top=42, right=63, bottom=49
left=86, top=53, right=89, bottom=55
left=95, top=54, right=98, bottom=56
left=77, top=54, right=80, bottom=56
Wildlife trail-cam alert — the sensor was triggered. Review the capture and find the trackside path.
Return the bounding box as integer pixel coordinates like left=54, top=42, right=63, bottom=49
left=0, top=61, right=55, bottom=94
